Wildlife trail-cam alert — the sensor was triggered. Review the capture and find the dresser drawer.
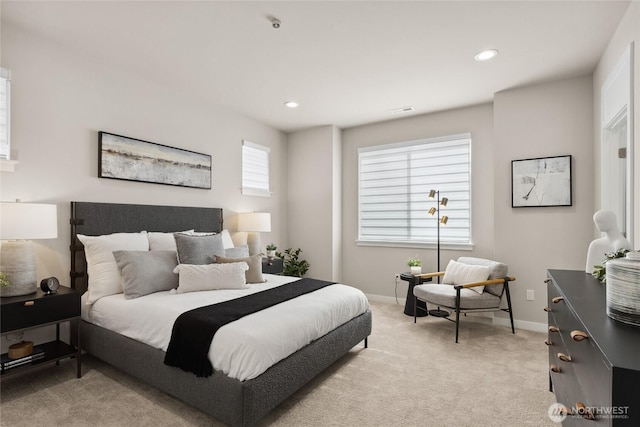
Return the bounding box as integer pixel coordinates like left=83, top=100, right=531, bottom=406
left=1, top=288, right=80, bottom=333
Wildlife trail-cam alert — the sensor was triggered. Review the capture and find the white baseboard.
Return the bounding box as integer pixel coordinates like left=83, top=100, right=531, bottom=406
left=365, top=293, right=547, bottom=333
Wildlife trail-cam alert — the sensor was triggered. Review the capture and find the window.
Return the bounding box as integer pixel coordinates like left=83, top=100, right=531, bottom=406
left=242, top=140, right=271, bottom=197
left=0, top=68, right=10, bottom=160
left=358, top=133, right=471, bottom=247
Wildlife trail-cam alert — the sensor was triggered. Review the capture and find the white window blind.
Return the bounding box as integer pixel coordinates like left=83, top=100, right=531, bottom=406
left=358, top=133, right=471, bottom=246
left=242, top=140, right=271, bottom=197
left=0, top=68, right=10, bottom=160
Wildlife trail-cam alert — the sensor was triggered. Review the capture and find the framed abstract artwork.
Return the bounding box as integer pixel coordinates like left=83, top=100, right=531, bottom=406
left=98, top=132, right=211, bottom=189
left=511, top=155, right=572, bottom=208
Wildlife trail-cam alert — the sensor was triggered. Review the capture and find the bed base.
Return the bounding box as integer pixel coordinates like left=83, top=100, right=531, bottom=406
left=81, top=310, right=371, bottom=427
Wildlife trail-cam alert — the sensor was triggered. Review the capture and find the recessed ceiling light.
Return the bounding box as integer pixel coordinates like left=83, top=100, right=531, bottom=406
left=474, top=49, right=499, bottom=61
left=284, top=101, right=299, bottom=108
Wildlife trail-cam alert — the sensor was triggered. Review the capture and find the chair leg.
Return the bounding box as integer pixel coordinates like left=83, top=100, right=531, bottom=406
left=413, top=295, right=417, bottom=323
left=504, top=282, right=515, bottom=334
left=455, top=288, right=461, bottom=343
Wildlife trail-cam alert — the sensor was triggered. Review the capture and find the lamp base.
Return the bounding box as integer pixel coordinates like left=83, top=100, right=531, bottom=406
left=246, top=232, right=263, bottom=256
left=0, top=241, right=38, bottom=297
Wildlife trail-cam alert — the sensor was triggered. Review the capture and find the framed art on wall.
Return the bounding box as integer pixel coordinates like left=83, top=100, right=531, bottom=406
left=511, top=155, right=572, bottom=208
left=98, top=132, right=211, bottom=189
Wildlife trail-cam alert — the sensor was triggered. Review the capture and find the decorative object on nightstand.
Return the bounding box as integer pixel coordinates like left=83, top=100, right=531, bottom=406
left=407, top=256, right=422, bottom=275
left=0, top=286, right=81, bottom=378
left=237, top=212, right=271, bottom=256
left=266, top=243, right=277, bottom=260
left=0, top=202, right=58, bottom=297
left=428, top=189, right=448, bottom=279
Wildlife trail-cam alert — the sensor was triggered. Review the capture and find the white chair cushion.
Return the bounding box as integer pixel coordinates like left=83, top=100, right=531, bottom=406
left=456, top=257, right=508, bottom=296
left=442, top=259, right=491, bottom=294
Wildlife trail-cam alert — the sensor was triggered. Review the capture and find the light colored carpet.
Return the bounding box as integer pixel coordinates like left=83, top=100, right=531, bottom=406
left=0, top=301, right=557, bottom=426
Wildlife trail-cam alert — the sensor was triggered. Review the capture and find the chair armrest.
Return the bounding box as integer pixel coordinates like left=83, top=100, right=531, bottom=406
left=454, top=276, right=516, bottom=290
left=416, top=271, right=445, bottom=279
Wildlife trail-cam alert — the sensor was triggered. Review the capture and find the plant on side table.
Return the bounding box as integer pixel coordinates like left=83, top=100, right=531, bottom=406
left=407, top=256, right=422, bottom=275
left=266, top=243, right=277, bottom=260
left=276, top=248, right=310, bottom=277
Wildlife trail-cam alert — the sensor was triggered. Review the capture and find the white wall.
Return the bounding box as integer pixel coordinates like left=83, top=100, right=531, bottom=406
left=341, top=103, right=495, bottom=301
left=0, top=21, right=287, bottom=347
left=493, top=76, right=595, bottom=327
left=593, top=1, right=640, bottom=245
left=287, top=125, right=341, bottom=281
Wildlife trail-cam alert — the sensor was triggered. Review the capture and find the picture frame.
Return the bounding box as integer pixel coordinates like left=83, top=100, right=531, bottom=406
left=511, top=155, right=572, bottom=208
left=98, top=132, right=211, bottom=189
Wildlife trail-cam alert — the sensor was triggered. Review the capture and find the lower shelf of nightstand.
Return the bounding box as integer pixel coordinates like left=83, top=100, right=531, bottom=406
left=0, top=340, right=78, bottom=378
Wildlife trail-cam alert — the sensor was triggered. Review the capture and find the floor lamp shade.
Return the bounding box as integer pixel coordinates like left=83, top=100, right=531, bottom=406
left=237, top=212, right=271, bottom=256
left=1, top=202, right=58, bottom=297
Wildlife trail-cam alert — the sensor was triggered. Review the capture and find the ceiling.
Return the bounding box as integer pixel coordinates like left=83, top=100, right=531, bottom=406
left=1, top=1, right=631, bottom=132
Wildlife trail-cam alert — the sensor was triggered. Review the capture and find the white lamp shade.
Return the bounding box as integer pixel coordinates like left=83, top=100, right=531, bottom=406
left=0, top=202, right=58, bottom=240
left=237, top=212, right=271, bottom=233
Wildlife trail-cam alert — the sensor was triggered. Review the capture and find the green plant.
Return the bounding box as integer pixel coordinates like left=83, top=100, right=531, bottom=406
left=266, top=243, right=277, bottom=251
left=406, top=256, right=422, bottom=267
left=276, top=248, right=310, bottom=277
left=0, top=272, right=9, bottom=288
left=592, top=248, right=631, bottom=283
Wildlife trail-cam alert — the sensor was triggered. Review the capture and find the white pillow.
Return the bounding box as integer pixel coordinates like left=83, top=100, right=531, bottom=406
left=78, top=232, right=149, bottom=304
left=442, top=259, right=491, bottom=294
left=173, top=262, right=249, bottom=293
left=145, top=230, right=194, bottom=251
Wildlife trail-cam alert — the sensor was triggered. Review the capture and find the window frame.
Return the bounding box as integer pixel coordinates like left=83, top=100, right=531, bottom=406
left=357, top=133, right=473, bottom=249
left=0, top=67, right=11, bottom=160
left=241, top=140, right=271, bottom=197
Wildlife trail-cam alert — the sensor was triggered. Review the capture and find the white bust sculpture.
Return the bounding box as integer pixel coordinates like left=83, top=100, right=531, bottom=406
left=585, top=210, right=632, bottom=273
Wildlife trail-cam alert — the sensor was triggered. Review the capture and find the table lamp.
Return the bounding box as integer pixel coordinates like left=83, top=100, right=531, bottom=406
left=237, top=212, right=271, bottom=256
left=0, top=202, right=58, bottom=297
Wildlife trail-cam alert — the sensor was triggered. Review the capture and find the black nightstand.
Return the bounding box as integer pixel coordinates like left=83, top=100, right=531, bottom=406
left=262, top=257, right=284, bottom=275
left=1, top=286, right=81, bottom=379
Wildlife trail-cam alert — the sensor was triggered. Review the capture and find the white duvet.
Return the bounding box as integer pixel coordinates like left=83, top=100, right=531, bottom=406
left=82, top=274, right=369, bottom=381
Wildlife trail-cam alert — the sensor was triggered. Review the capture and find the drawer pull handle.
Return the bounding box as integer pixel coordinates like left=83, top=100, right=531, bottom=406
left=575, top=402, right=595, bottom=420
left=557, top=352, right=572, bottom=362
left=24, top=301, right=35, bottom=307
left=545, top=339, right=552, bottom=346
left=550, top=364, right=560, bottom=373
left=544, top=278, right=551, bottom=284
left=543, top=306, right=551, bottom=312
left=571, top=330, right=589, bottom=341
left=552, top=296, right=564, bottom=304
left=549, top=326, right=559, bottom=333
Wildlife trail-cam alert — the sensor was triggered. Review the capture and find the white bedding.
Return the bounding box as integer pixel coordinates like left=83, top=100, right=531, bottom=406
left=81, top=274, right=369, bottom=381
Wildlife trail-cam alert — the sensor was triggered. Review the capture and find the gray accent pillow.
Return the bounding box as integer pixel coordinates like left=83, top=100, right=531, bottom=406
left=224, top=245, right=249, bottom=258
left=174, top=233, right=225, bottom=265
left=113, top=250, right=178, bottom=299
left=215, top=254, right=265, bottom=284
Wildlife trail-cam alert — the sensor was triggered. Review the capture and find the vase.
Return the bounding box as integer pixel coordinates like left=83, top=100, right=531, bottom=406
left=410, top=266, right=421, bottom=275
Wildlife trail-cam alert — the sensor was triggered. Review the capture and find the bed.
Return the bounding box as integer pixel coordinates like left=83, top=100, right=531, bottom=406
left=70, top=201, right=372, bottom=427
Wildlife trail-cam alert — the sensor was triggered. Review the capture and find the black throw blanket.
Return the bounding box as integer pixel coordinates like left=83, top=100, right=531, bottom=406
left=164, top=278, right=334, bottom=377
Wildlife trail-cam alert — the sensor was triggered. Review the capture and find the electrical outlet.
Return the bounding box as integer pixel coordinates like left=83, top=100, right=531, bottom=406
left=395, top=273, right=401, bottom=279
left=526, top=289, right=534, bottom=301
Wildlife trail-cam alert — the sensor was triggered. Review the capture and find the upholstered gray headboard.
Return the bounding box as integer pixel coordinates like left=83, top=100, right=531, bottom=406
left=70, top=201, right=223, bottom=294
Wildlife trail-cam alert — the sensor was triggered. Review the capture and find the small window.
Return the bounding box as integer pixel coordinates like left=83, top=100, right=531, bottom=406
left=242, top=140, right=271, bottom=197
left=358, top=133, right=472, bottom=247
left=0, top=68, right=10, bottom=160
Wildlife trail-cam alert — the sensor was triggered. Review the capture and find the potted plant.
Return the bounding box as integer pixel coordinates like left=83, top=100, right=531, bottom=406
left=592, top=248, right=631, bottom=283
left=266, top=243, right=277, bottom=260
left=0, top=272, right=10, bottom=297
left=275, top=247, right=310, bottom=277
left=407, top=256, right=422, bottom=275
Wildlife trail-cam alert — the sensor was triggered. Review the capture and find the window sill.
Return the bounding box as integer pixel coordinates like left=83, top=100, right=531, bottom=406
left=0, top=159, right=18, bottom=172
left=356, top=239, right=473, bottom=251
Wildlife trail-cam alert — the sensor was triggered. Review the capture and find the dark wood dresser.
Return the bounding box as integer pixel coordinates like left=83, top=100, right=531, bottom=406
left=546, top=270, right=640, bottom=426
